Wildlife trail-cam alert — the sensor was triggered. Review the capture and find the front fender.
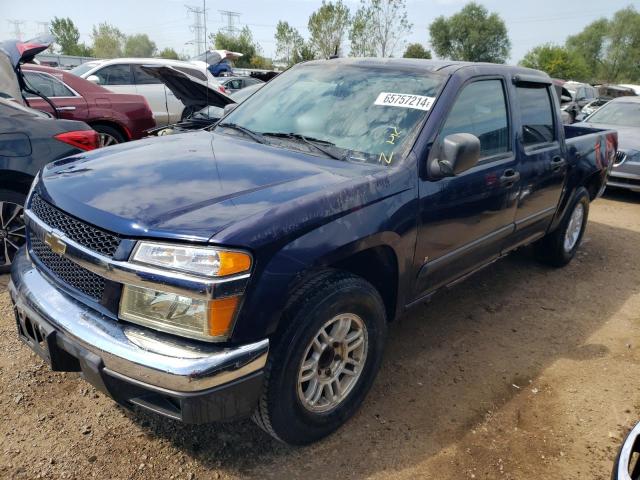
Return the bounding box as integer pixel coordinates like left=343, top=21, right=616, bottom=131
left=229, top=186, right=417, bottom=343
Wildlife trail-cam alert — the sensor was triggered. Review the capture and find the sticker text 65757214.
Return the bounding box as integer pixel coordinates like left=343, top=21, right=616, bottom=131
left=374, top=92, right=435, bottom=111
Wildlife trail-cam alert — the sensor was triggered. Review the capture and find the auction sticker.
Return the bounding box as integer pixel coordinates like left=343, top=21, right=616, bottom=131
left=374, top=92, right=435, bottom=111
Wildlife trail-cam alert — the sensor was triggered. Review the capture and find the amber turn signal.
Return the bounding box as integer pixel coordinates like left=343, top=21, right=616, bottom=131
left=207, top=296, right=241, bottom=337
left=217, top=251, right=252, bottom=276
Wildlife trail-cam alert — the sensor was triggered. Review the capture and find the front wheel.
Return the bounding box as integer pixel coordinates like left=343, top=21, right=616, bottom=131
left=0, top=189, right=27, bottom=273
left=252, top=271, right=387, bottom=445
left=535, top=187, right=590, bottom=267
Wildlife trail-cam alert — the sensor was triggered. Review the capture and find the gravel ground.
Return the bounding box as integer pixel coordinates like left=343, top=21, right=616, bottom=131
left=0, top=189, right=639, bottom=480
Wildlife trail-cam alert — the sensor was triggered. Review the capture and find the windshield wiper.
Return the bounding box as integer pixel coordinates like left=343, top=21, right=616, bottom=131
left=262, top=132, right=345, bottom=160
left=217, top=123, right=268, bottom=144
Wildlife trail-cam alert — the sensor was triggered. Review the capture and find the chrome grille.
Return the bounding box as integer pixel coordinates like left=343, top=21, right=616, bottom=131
left=30, top=193, right=120, bottom=257
left=30, top=236, right=105, bottom=301
left=615, top=151, right=626, bottom=165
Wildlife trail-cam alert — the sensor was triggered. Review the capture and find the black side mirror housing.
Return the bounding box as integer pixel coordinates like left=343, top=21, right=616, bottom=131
left=428, top=133, right=481, bottom=178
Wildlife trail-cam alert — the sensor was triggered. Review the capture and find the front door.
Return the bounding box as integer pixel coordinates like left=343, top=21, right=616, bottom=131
left=414, top=77, right=519, bottom=298
left=507, top=81, right=566, bottom=249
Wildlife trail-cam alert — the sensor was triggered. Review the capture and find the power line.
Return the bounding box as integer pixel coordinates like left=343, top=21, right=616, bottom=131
left=7, top=19, right=25, bottom=40
left=36, top=21, right=50, bottom=36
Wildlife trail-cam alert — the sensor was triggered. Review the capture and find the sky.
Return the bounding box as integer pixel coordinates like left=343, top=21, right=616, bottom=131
left=0, top=0, right=635, bottom=62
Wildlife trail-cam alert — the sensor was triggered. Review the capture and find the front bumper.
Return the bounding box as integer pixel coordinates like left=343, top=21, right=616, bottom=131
left=9, top=249, right=268, bottom=423
left=608, top=157, right=640, bottom=192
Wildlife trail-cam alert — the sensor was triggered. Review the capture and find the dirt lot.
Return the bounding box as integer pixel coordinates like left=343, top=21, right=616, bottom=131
left=0, top=190, right=639, bottom=480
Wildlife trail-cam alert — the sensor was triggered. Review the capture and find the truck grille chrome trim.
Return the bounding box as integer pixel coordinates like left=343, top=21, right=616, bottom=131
left=30, top=193, right=120, bottom=257
left=24, top=209, right=249, bottom=301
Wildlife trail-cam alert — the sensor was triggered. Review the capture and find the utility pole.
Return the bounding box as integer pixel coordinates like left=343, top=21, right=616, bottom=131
left=219, top=10, right=241, bottom=37
left=185, top=4, right=207, bottom=56
left=7, top=19, right=25, bottom=40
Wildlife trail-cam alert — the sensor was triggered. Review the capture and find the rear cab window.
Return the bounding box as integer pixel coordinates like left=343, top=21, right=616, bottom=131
left=516, top=86, right=556, bottom=148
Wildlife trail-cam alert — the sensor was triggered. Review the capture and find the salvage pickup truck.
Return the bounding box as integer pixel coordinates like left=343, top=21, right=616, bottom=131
left=9, top=59, right=617, bottom=445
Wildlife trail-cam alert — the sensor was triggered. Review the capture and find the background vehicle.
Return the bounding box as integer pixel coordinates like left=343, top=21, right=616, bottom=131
left=22, top=65, right=155, bottom=146
left=147, top=81, right=263, bottom=136
left=219, top=76, right=263, bottom=93
left=578, top=96, right=640, bottom=192
left=564, top=81, right=598, bottom=109
left=581, top=97, right=609, bottom=117
left=70, top=58, right=224, bottom=125
left=0, top=97, right=97, bottom=271
left=10, top=59, right=616, bottom=446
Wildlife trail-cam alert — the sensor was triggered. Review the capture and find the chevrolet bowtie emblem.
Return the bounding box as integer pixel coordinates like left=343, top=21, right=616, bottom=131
left=44, top=231, right=67, bottom=255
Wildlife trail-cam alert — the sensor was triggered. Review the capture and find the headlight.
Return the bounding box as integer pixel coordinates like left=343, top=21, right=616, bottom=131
left=120, top=284, right=240, bottom=341
left=131, top=241, right=251, bottom=277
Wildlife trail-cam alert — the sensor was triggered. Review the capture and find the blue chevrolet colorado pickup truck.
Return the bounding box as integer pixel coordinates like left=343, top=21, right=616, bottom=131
left=9, top=59, right=617, bottom=445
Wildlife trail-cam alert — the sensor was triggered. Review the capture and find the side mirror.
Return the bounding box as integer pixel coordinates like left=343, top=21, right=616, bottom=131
left=428, top=133, right=480, bottom=178
left=561, top=95, right=572, bottom=103
left=86, top=75, right=100, bottom=84
left=223, top=103, right=238, bottom=115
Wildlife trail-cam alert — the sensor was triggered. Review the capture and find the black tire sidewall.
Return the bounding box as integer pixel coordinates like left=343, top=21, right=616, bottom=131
left=93, top=124, right=125, bottom=144
left=267, top=278, right=387, bottom=444
left=0, top=188, right=27, bottom=273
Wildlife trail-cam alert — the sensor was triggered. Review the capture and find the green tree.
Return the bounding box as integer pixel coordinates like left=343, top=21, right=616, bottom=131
left=349, top=0, right=412, bottom=57
left=212, top=26, right=270, bottom=69
left=275, top=21, right=311, bottom=66
left=158, top=47, right=179, bottom=60
left=50, top=17, right=91, bottom=56
left=429, top=2, right=510, bottom=63
left=91, top=23, right=125, bottom=58
left=308, top=1, right=350, bottom=58
left=567, top=6, right=640, bottom=83
left=520, top=44, right=588, bottom=80
left=403, top=43, right=432, bottom=59
left=124, top=33, right=156, bottom=57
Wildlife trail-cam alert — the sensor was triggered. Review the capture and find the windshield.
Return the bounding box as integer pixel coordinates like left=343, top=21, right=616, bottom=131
left=69, top=62, right=99, bottom=76
left=586, top=101, right=640, bottom=127
left=217, top=62, right=446, bottom=166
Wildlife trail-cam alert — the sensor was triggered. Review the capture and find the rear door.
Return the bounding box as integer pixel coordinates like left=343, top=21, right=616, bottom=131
left=131, top=65, right=171, bottom=126
left=22, top=71, right=89, bottom=120
left=414, top=77, right=519, bottom=297
left=507, top=80, right=567, bottom=249
left=92, top=64, right=134, bottom=95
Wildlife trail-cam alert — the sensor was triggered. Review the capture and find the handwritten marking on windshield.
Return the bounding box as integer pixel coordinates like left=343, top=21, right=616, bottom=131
left=386, top=127, right=401, bottom=145
left=379, top=152, right=394, bottom=165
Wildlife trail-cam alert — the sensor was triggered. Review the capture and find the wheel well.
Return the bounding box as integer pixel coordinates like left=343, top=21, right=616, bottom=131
left=583, top=172, right=604, bottom=200
left=87, top=120, right=129, bottom=141
left=0, top=170, right=33, bottom=194
left=330, top=246, right=399, bottom=322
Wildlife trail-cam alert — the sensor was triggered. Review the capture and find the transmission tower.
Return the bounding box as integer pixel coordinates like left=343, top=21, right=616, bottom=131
left=7, top=19, right=25, bottom=40
left=36, top=21, right=50, bottom=36
left=219, top=10, right=241, bottom=37
left=185, top=4, right=207, bottom=56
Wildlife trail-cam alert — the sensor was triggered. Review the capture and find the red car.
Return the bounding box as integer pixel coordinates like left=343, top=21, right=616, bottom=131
left=21, top=65, right=156, bottom=146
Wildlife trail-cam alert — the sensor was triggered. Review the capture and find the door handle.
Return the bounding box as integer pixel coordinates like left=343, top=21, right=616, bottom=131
left=551, top=156, right=566, bottom=171
left=499, top=169, right=520, bottom=186
left=55, top=106, right=76, bottom=111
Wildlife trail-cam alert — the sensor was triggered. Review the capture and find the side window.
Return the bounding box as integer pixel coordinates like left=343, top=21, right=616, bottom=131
left=23, top=72, right=75, bottom=98
left=131, top=65, right=162, bottom=85
left=94, top=64, right=132, bottom=85
left=440, top=79, right=510, bottom=159
left=516, top=86, right=556, bottom=147
left=226, top=79, right=242, bottom=90
left=174, top=67, right=207, bottom=81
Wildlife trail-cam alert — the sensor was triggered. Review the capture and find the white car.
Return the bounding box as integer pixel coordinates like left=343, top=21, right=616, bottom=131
left=70, top=58, right=225, bottom=126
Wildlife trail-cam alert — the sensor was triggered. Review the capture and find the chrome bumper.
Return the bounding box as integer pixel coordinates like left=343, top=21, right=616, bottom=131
left=9, top=249, right=268, bottom=394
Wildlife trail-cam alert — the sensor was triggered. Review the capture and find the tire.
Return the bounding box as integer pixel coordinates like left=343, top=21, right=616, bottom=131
left=0, top=188, right=27, bottom=273
left=93, top=124, right=125, bottom=147
left=252, top=270, right=387, bottom=445
left=534, top=187, right=590, bottom=267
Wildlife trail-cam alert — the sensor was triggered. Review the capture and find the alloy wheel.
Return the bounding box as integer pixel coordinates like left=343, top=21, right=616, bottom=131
left=0, top=201, right=25, bottom=267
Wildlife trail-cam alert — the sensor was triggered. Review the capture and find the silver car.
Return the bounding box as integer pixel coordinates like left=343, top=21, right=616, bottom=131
left=70, top=58, right=223, bottom=126
left=579, top=96, right=640, bottom=192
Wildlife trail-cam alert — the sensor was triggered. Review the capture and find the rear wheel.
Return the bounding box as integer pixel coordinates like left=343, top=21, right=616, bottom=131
left=0, top=189, right=27, bottom=273
left=252, top=271, right=387, bottom=445
left=93, top=124, right=125, bottom=147
left=535, top=187, right=590, bottom=267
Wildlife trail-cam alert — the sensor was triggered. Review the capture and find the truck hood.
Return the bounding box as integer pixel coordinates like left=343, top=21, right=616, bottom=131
left=37, top=131, right=376, bottom=242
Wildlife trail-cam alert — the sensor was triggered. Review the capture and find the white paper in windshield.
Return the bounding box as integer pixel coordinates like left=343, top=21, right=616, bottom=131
left=374, top=92, right=435, bottom=111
